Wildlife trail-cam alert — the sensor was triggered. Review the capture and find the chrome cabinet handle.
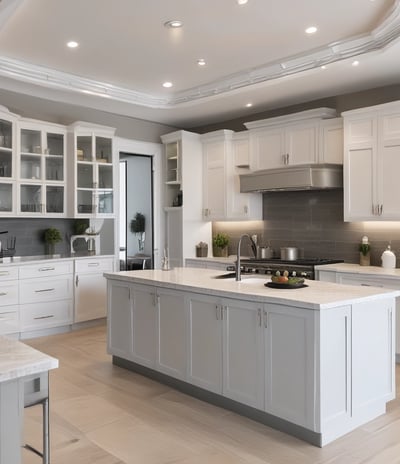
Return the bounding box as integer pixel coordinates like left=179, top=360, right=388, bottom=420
left=75, top=275, right=79, bottom=287
left=39, top=267, right=55, bottom=272
left=0, top=271, right=10, bottom=276
left=88, top=263, right=100, bottom=267
left=35, top=288, right=55, bottom=293
left=0, top=292, right=7, bottom=296
left=379, top=204, right=383, bottom=215
left=257, top=308, right=262, bottom=327
left=215, top=304, right=220, bottom=320
left=263, top=309, right=268, bottom=328
left=33, top=315, right=54, bottom=320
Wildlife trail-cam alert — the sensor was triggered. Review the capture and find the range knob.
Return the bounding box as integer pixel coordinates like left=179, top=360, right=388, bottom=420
left=300, top=272, right=308, bottom=278
left=291, top=271, right=297, bottom=277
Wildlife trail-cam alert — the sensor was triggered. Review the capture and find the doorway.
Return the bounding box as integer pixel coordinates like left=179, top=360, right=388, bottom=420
left=119, top=153, right=153, bottom=271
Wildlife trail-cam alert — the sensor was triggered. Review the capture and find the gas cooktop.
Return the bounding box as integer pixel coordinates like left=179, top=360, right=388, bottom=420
left=242, top=258, right=344, bottom=266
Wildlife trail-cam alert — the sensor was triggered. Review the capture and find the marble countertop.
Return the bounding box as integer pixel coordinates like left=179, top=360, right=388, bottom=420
left=104, top=267, right=400, bottom=311
left=0, top=253, right=115, bottom=266
left=315, top=263, right=400, bottom=279
left=0, top=336, right=58, bottom=383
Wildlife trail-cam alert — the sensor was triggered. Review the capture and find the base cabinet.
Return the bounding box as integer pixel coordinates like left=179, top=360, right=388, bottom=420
left=74, top=257, right=114, bottom=322
left=107, top=277, right=395, bottom=446
left=187, top=294, right=223, bottom=393
left=264, top=304, right=315, bottom=429
left=223, top=299, right=264, bottom=409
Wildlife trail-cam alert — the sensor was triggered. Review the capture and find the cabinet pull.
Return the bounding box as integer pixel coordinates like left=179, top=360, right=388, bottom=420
left=0, top=271, right=9, bottom=276
left=379, top=204, right=383, bottom=215
left=257, top=308, right=262, bottom=327
left=0, top=292, right=7, bottom=296
left=88, top=262, right=100, bottom=267
left=39, top=267, right=55, bottom=272
left=35, top=288, right=55, bottom=293
left=263, top=309, right=268, bottom=328
left=75, top=275, right=79, bottom=287
left=33, top=315, right=54, bottom=320
left=215, top=304, right=220, bottom=320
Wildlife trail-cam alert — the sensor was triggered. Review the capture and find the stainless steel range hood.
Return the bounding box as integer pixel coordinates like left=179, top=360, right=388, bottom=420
left=240, top=163, right=343, bottom=193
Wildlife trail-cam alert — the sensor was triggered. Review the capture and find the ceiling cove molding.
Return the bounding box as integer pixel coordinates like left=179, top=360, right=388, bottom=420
left=0, top=1, right=399, bottom=109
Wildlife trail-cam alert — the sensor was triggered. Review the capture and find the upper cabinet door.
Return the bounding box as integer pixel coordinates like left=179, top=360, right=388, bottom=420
left=0, top=107, right=17, bottom=216
left=68, top=122, right=116, bottom=218
left=250, top=127, right=285, bottom=170
left=17, top=119, right=67, bottom=217
left=284, top=122, right=317, bottom=165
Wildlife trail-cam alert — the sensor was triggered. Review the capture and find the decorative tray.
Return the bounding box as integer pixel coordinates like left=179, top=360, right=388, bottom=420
left=265, top=279, right=308, bottom=289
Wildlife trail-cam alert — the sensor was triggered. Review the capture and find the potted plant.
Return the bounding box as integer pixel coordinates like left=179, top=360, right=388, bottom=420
left=130, top=212, right=146, bottom=252
left=359, top=237, right=371, bottom=266
left=212, top=233, right=230, bottom=258
left=44, top=227, right=63, bottom=255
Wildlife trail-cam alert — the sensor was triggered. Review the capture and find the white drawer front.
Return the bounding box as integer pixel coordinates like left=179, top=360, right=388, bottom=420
left=19, top=260, right=73, bottom=279
left=20, top=300, right=72, bottom=331
left=0, top=281, right=18, bottom=306
left=20, top=276, right=72, bottom=304
left=0, top=266, right=18, bottom=281
left=75, top=257, right=114, bottom=274
left=0, top=308, right=19, bottom=334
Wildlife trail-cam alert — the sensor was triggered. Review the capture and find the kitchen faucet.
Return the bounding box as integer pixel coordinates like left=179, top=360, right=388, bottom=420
left=236, top=234, right=257, bottom=281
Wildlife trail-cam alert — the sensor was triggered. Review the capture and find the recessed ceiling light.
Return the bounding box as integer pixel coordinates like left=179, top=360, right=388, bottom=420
left=352, top=60, right=360, bottom=66
left=237, top=0, right=248, bottom=4
left=321, top=65, right=327, bottom=70
left=197, top=58, right=206, bottom=66
left=67, top=41, right=79, bottom=48
left=305, top=26, right=317, bottom=34
left=163, top=82, right=173, bottom=88
left=245, top=103, right=253, bottom=108
left=164, top=20, right=183, bottom=28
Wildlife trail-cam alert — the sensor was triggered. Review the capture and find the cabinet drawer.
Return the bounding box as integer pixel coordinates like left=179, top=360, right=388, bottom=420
left=19, top=260, right=73, bottom=279
left=20, top=276, right=72, bottom=304
left=0, top=266, right=18, bottom=281
left=20, top=300, right=72, bottom=331
left=75, top=257, right=114, bottom=274
left=0, top=281, right=18, bottom=306
left=0, top=308, right=19, bottom=334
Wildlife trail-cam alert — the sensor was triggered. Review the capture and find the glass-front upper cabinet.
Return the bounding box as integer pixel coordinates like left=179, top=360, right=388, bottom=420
left=17, top=119, right=66, bottom=216
left=68, top=122, right=115, bottom=217
left=0, top=106, right=18, bottom=216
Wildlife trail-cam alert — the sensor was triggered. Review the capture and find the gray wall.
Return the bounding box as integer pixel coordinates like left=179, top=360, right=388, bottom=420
left=0, top=89, right=177, bottom=143
left=213, top=190, right=400, bottom=266
left=191, top=84, right=400, bottom=133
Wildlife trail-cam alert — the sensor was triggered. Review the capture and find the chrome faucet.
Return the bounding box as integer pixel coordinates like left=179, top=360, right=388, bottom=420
left=236, top=234, right=257, bottom=281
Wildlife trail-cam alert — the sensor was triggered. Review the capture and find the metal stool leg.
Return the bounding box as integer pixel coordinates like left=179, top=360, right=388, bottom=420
left=24, top=397, right=49, bottom=464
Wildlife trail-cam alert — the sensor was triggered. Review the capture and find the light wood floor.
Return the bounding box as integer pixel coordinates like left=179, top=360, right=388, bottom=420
left=23, top=324, right=400, bottom=464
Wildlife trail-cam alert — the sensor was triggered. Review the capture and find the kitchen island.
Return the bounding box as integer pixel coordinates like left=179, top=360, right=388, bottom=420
left=105, top=267, right=399, bottom=446
left=0, top=336, right=58, bottom=464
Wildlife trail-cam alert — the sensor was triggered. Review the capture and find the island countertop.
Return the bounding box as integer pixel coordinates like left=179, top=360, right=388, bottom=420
left=104, top=267, right=400, bottom=310
left=0, top=336, right=58, bottom=383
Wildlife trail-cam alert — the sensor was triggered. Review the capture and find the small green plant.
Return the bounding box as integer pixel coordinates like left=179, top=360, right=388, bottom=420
left=130, top=212, right=145, bottom=233
left=213, top=233, right=230, bottom=249
left=44, top=228, right=63, bottom=244
left=74, top=219, right=89, bottom=235
left=359, top=243, right=371, bottom=256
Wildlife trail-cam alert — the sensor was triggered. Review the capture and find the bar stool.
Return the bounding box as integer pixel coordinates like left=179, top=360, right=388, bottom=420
left=23, top=373, right=50, bottom=464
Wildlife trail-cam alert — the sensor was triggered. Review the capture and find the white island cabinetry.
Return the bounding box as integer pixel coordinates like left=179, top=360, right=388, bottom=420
left=106, top=268, right=397, bottom=446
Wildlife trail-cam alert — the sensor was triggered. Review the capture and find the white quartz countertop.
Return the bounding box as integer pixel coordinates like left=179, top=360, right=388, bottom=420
left=0, top=253, right=114, bottom=266
left=104, top=267, right=400, bottom=310
left=315, top=263, right=400, bottom=279
left=0, top=336, right=58, bottom=383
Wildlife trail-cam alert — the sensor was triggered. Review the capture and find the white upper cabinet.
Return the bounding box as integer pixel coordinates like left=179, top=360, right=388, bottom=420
left=343, top=101, right=400, bottom=221
left=17, top=118, right=67, bottom=217
left=67, top=122, right=116, bottom=218
left=202, top=130, right=262, bottom=221
left=245, top=108, right=341, bottom=171
left=161, top=130, right=211, bottom=265
left=0, top=106, right=17, bottom=217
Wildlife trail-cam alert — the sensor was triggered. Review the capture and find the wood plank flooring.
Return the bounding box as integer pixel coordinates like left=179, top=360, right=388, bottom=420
left=23, top=324, right=400, bottom=464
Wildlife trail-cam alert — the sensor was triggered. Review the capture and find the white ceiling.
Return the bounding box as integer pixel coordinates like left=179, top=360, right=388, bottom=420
left=0, top=0, right=399, bottom=128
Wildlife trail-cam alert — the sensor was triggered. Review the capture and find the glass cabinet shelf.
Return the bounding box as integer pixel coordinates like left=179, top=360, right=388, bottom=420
left=0, top=183, right=13, bottom=212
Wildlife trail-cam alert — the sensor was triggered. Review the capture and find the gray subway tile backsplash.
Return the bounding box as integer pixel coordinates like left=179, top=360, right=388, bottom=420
left=213, top=189, right=400, bottom=266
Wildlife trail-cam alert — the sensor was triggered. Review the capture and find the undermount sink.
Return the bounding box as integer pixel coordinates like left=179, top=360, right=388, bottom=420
left=213, top=273, right=265, bottom=284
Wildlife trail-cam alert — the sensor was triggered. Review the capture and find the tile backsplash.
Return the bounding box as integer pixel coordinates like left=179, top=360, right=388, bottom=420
left=213, top=190, right=400, bottom=266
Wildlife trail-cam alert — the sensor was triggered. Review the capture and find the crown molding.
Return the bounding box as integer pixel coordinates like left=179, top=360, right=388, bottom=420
left=0, top=1, right=399, bottom=109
